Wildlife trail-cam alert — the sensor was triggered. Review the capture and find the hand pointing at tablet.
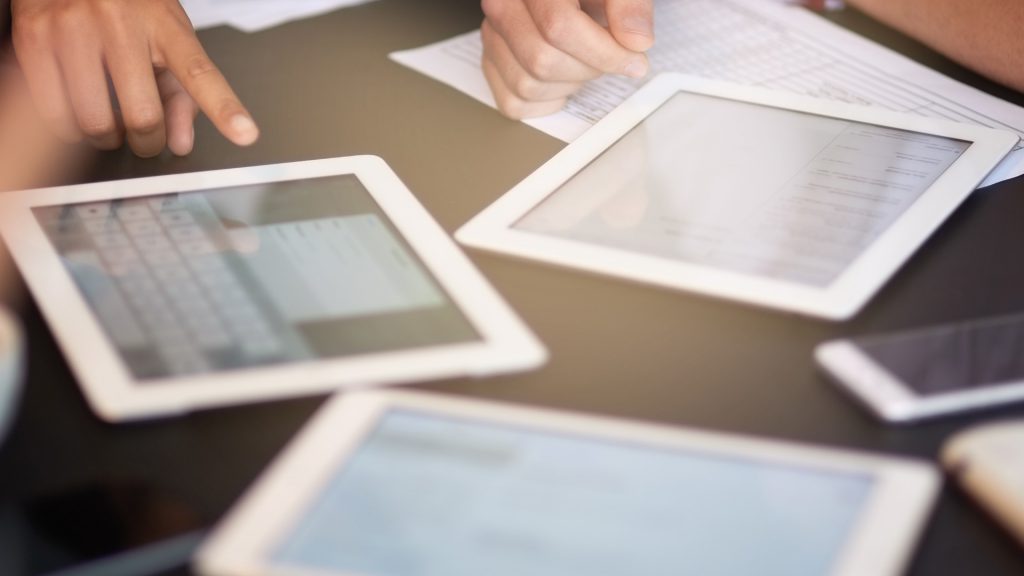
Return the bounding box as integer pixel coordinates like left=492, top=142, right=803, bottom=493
left=10, top=0, right=259, bottom=157
left=481, top=0, right=654, bottom=119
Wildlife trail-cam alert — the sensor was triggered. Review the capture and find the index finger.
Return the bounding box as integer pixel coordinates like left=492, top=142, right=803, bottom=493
left=160, top=28, right=258, bottom=147
left=603, top=0, right=655, bottom=53
left=523, top=0, right=648, bottom=77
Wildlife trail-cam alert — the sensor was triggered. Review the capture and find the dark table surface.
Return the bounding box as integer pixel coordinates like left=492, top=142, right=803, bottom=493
left=2, top=0, right=1024, bottom=574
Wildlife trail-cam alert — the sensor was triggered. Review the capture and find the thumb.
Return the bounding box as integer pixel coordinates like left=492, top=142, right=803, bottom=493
left=605, top=0, right=655, bottom=52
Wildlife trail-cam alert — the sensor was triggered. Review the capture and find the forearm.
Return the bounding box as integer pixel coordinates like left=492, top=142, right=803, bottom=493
left=847, top=0, right=1024, bottom=92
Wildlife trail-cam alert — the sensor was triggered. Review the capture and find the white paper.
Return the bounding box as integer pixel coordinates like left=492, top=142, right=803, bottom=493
left=390, top=0, right=1024, bottom=187
left=181, top=0, right=376, bottom=33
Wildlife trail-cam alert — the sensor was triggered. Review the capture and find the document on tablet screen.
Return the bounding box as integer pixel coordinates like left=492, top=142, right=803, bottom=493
left=33, top=176, right=479, bottom=380
left=513, top=93, right=970, bottom=287
left=272, top=409, right=874, bottom=576
left=235, top=215, right=444, bottom=323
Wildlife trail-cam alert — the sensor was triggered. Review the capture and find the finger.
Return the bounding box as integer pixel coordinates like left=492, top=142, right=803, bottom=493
left=57, top=36, right=123, bottom=150
left=605, top=0, right=655, bottom=53
left=481, top=21, right=585, bottom=103
left=160, top=26, right=258, bottom=147
left=482, top=55, right=568, bottom=119
left=482, top=0, right=601, bottom=84
left=105, top=35, right=167, bottom=157
left=522, top=0, right=649, bottom=77
left=10, top=18, right=82, bottom=142
left=157, top=71, right=199, bottom=156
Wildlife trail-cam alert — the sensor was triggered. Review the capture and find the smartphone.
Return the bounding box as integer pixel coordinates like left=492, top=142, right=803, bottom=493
left=942, top=420, right=1024, bottom=548
left=815, top=313, right=1024, bottom=422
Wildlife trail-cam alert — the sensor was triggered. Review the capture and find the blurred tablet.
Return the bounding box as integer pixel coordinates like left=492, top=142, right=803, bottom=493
left=0, top=157, right=545, bottom=421
left=457, top=73, right=1019, bottom=319
left=197, top=390, right=939, bottom=576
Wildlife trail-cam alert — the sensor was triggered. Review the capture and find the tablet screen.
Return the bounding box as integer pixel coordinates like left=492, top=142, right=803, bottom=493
left=33, top=176, right=479, bottom=379
left=514, top=92, right=971, bottom=287
left=272, top=409, right=875, bottom=576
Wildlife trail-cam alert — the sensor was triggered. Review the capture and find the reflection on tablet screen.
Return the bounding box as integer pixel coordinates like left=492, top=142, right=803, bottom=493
left=273, top=410, right=874, bottom=576
left=33, top=176, right=479, bottom=380
left=515, top=93, right=971, bottom=287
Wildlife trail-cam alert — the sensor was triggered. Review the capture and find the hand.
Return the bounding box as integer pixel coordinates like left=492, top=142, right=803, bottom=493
left=0, top=47, right=86, bottom=192
left=480, top=0, right=654, bottom=119
left=10, top=0, right=259, bottom=157
left=0, top=49, right=87, bottom=305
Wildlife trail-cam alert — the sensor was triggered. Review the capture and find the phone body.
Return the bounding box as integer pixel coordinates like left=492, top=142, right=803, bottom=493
left=942, top=420, right=1024, bottom=548
left=0, top=306, right=24, bottom=445
left=815, top=313, right=1024, bottom=422
left=0, top=480, right=204, bottom=576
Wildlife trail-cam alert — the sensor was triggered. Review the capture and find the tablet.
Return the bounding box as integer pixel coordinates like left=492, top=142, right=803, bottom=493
left=197, top=390, right=939, bottom=576
left=0, top=157, right=545, bottom=421
left=456, top=74, right=1019, bottom=319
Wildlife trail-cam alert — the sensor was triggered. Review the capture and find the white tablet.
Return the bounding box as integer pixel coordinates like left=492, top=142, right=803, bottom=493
left=197, top=390, right=939, bottom=576
left=457, top=74, right=1019, bottom=319
left=0, top=157, right=545, bottom=422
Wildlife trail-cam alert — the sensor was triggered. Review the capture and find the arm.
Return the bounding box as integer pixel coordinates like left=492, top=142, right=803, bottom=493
left=847, top=0, right=1024, bottom=93
left=480, top=0, right=654, bottom=119
left=10, top=0, right=259, bottom=157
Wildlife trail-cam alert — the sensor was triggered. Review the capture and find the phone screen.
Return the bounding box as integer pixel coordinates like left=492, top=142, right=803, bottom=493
left=854, top=313, right=1024, bottom=397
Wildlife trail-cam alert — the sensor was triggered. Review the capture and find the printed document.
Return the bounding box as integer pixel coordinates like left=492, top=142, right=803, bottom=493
left=390, top=0, right=1024, bottom=186
left=181, top=0, right=376, bottom=33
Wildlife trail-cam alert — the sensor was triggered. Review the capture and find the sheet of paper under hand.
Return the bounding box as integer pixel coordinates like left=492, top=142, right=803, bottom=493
left=181, top=0, right=377, bottom=33
left=390, top=0, right=1024, bottom=187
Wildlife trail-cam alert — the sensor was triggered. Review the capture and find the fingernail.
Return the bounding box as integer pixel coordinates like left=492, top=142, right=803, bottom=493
left=230, top=114, right=259, bottom=146
left=622, top=16, right=654, bottom=39
left=623, top=57, right=648, bottom=79
left=172, top=126, right=195, bottom=156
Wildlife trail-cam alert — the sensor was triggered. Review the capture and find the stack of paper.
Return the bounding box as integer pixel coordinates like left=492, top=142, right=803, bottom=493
left=391, top=0, right=1024, bottom=186
left=181, top=0, right=376, bottom=33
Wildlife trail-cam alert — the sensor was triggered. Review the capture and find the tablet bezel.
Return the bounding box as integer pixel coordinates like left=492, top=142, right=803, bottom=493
left=0, top=156, right=546, bottom=421
left=196, top=390, right=940, bottom=576
left=456, top=73, right=1020, bottom=320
